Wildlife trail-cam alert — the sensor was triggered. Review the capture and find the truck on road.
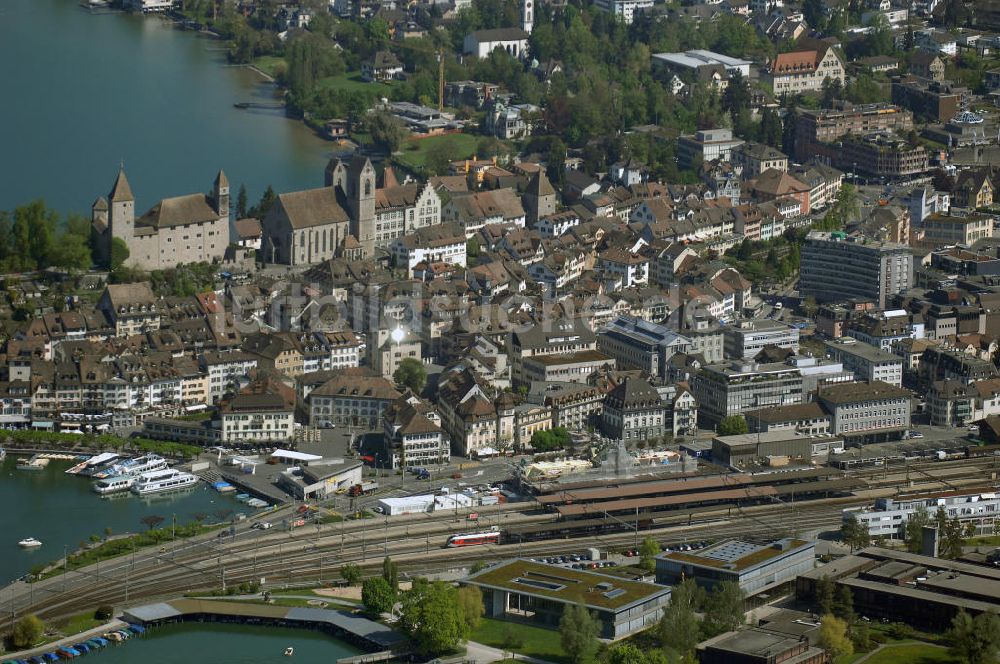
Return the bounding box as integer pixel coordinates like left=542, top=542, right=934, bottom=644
left=349, top=481, right=379, bottom=496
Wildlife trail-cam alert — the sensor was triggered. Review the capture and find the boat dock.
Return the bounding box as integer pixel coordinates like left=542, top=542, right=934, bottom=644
left=66, top=451, right=118, bottom=475
left=123, top=599, right=408, bottom=656
left=16, top=454, right=52, bottom=470
left=0, top=619, right=129, bottom=661
left=193, top=466, right=290, bottom=506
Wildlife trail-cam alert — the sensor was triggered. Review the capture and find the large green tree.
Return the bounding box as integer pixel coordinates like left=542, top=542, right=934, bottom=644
left=393, top=357, right=427, bottom=394
left=658, top=577, right=702, bottom=660
left=818, top=615, right=854, bottom=660
left=840, top=513, right=870, bottom=552
left=639, top=536, right=661, bottom=573
left=702, top=581, right=744, bottom=636
left=904, top=505, right=931, bottom=553
left=362, top=576, right=395, bottom=616
left=455, top=585, right=484, bottom=632
left=400, top=579, right=469, bottom=656
left=10, top=614, right=44, bottom=649
left=560, top=602, right=600, bottom=664
left=949, top=610, right=1000, bottom=664
left=717, top=415, right=748, bottom=436
left=365, top=111, right=408, bottom=154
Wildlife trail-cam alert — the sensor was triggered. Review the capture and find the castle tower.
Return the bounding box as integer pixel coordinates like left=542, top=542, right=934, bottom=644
left=346, top=155, right=376, bottom=258
left=521, top=0, right=533, bottom=34
left=523, top=170, right=556, bottom=226
left=91, top=196, right=108, bottom=228
left=213, top=170, right=230, bottom=218
left=108, top=167, right=135, bottom=244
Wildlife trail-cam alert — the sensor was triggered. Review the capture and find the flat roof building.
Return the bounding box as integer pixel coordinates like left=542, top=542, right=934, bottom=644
left=800, top=231, right=913, bottom=309
left=712, top=431, right=844, bottom=467
left=652, top=50, right=752, bottom=80
left=724, top=318, right=800, bottom=360
left=677, top=128, right=745, bottom=170
left=462, top=559, right=671, bottom=639
left=690, top=360, right=804, bottom=426
left=824, top=337, right=904, bottom=386
left=797, top=546, right=1000, bottom=630
left=656, top=538, right=815, bottom=596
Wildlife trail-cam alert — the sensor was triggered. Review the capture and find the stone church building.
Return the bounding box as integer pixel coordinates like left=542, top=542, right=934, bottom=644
left=261, top=155, right=441, bottom=266
left=92, top=168, right=230, bottom=271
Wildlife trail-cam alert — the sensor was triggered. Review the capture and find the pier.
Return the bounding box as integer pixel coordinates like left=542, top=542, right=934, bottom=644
left=233, top=102, right=284, bottom=110
left=123, top=599, right=409, bottom=656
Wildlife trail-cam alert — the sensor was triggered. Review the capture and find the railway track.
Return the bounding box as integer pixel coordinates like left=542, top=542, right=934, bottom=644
left=4, top=457, right=996, bottom=628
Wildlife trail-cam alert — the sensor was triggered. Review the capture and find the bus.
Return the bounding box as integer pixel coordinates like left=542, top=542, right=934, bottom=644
left=445, top=531, right=500, bottom=547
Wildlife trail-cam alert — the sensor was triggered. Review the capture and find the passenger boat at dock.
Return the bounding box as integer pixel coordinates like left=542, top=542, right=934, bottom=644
left=131, top=468, right=198, bottom=495
left=93, top=454, right=167, bottom=479
left=93, top=474, right=136, bottom=495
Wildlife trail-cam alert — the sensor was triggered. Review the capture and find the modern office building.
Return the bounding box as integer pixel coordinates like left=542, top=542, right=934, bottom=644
left=691, top=360, right=803, bottom=426
left=463, top=559, right=672, bottom=639
left=656, top=538, right=815, bottom=596
left=824, top=337, right=904, bottom=386
left=845, top=489, right=1000, bottom=540
left=723, top=319, right=800, bottom=360
left=800, top=231, right=913, bottom=308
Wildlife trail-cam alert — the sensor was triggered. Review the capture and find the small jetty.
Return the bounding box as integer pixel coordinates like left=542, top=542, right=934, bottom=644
left=16, top=454, right=50, bottom=471
left=66, top=451, right=120, bottom=475
left=233, top=102, right=284, bottom=110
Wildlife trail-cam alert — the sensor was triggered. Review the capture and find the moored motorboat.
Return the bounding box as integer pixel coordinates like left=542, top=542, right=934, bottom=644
left=131, top=468, right=198, bottom=495
left=92, top=474, right=136, bottom=495
left=18, top=537, right=42, bottom=548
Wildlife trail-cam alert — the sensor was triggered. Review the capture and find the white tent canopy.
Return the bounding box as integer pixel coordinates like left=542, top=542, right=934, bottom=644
left=271, top=449, right=323, bottom=462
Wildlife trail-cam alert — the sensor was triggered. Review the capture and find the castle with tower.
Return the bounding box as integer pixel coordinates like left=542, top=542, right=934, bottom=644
left=91, top=168, right=231, bottom=271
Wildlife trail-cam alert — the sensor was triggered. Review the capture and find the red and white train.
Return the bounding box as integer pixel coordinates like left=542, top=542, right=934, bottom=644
left=445, top=531, right=500, bottom=547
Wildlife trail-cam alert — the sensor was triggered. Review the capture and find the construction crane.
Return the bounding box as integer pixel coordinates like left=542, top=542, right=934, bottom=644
left=393, top=39, right=448, bottom=111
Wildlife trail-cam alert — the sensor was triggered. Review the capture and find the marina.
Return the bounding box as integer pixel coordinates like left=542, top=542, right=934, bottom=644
left=4, top=622, right=364, bottom=664
left=0, top=455, right=242, bottom=584
left=123, top=598, right=401, bottom=658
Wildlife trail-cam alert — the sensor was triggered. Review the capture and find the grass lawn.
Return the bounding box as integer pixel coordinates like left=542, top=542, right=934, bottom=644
left=316, top=71, right=385, bottom=94
left=966, top=535, right=1000, bottom=547
left=394, top=133, right=480, bottom=172
left=863, top=643, right=958, bottom=664
left=252, top=55, right=285, bottom=79
left=470, top=617, right=567, bottom=663
left=54, top=611, right=106, bottom=637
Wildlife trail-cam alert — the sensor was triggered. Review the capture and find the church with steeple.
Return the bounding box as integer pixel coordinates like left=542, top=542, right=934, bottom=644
left=260, top=154, right=441, bottom=266
left=91, top=168, right=231, bottom=271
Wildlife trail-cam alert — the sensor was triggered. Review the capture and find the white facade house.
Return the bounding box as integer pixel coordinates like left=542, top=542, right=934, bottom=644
left=390, top=223, right=468, bottom=274
left=463, top=28, right=530, bottom=59
left=220, top=394, right=295, bottom=443
left=536, top=211, right=581, bottom=238
left=846, top=491, right=1000, bottom=540
left=591, top=0, right=653, bottom=23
